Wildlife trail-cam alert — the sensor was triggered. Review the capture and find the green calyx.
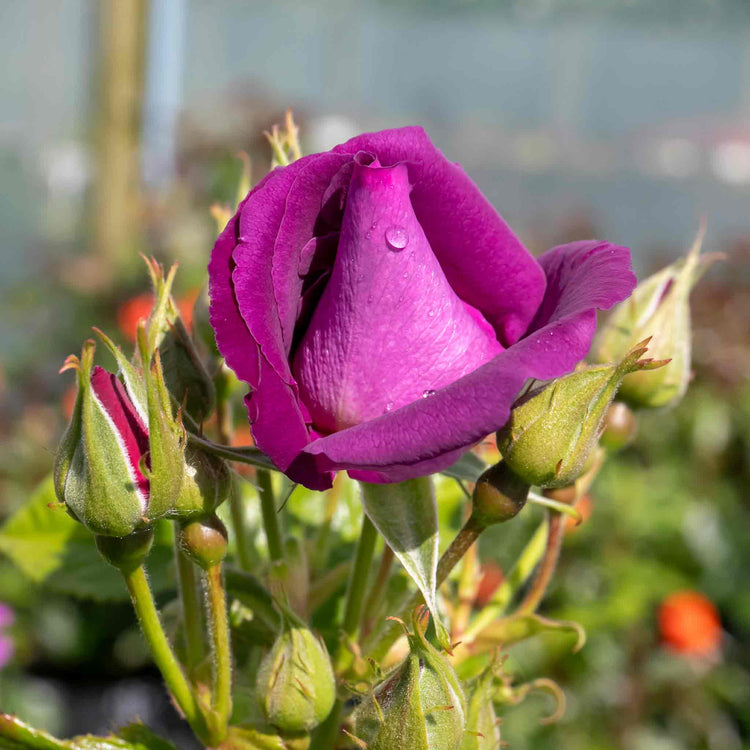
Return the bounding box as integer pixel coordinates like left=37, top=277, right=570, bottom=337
left=497, top=341, right=667, bottom=488
left=472, top=461, right=529, bottom=528
left=591, top=230, right=720, bottom=409
left=255, top=607, right=336, bottom=734
left=178, top=514, right=228, bottom=570
left=95, top=528, right=154, bottom=573
left=352, top=614, right=466, bottom=750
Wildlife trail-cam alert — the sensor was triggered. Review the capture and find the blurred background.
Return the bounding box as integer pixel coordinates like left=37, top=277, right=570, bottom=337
left=0, top=1, right=748, bottom=748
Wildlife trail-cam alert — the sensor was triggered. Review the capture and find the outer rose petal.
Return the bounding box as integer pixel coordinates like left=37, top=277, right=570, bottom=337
left=209, top=160, right=333, bottom=489
left=286, top=242, right=635, bottom=486
left=334, top=127, right=546, bottom=345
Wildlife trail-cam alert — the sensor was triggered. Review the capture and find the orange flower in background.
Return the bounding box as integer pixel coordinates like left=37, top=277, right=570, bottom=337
left=116, top=293, right=154, bottom=343
left=177, top=288, right=200, bottom=332
left=658, top=590, right=721, bottom=657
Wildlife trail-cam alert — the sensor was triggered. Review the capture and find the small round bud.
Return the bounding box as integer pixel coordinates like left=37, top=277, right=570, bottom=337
left=472, top=462, right=529, bottom=527
left=600, top=402, right=638, bottom=452
left=178, top=515, right=228, bottom=570
left=95, top=528, right=154, bottom=573
left=256, top=611, right=336, bottom=733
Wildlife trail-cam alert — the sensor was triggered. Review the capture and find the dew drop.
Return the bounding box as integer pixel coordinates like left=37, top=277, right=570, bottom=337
left=385, top=226, right=408, bottom=251
left=422, top=389, right=437, bottom=398
left=384, top=401, right=395, bottom=413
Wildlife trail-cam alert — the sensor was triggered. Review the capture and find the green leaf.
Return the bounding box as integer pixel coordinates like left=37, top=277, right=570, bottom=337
left=360, top=479, right=450, bottom=651
left=471, top=613, right=586, bottom=653
left=0, top=476, right=174, bottom=602
left=441, top=452, right=487, bottom=482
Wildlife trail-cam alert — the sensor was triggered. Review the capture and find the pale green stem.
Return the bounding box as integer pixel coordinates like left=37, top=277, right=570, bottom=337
left=528, top=490, right=581, bottom=521
left=122, top=565, right=210, bottom=744
left=174, top=537, right=204, bottom=674
left=463, top=518, right=549, bottom=640
left=205, top=563, right=233, bottom=740
left=257, top=468, right=283, bottom=562
left=515, top=511, right=564, bottom=615
left=228, top=477, right=256, bottom=570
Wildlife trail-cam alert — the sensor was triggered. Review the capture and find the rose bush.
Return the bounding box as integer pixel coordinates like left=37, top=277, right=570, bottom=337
left=209, top=127, right=636, bottom=490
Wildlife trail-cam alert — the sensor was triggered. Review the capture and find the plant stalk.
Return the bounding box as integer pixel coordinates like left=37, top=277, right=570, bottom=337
left=205, top=563, right=233, bottom=741
left=122, top=565, right=210, bottom=744
left=174, top=537, right=205, bottom=675
left=257, top=468, right=284, bottom=562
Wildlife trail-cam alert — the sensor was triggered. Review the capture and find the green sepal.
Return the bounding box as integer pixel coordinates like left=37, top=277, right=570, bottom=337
left=460, top=660, right=502, bottom=750
left=172, top=443, right=231, bottom=519
left=470, top=612, right=586, bottom=654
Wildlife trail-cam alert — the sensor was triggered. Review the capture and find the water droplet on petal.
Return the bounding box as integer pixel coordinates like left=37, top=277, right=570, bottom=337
left=385, top=226, right=408, bottom=251
left=422, top=389, right=437, bottom=398
left=384, top=401, right=395, bottom=413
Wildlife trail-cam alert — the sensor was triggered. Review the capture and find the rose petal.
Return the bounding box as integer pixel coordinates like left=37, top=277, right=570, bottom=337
left=334, top=127, right=546, bottom=345
left=287, top=242, right=635, bottom=485
left=293, top=156, right=502, bottom=433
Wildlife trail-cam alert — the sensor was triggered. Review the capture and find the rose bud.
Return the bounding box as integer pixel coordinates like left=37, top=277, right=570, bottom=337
left=54, top=338, right=185, bottom=536
left=352, top=616, right=466, bottom=750
left=497, top=341, right=668, bottom=488
left=177, top=514, right=228, bottom=570
left=175, top=444, right=232, bottom=520
left=591, top=230, right=720, bottom=409
left=255, top=607, right=335, bottom=734
left=209, top=127, right=636, bottom=490
left=144, top=258, right=215, bottom=423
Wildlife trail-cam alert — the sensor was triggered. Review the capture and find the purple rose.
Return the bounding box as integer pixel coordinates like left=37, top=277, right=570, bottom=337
left=209, top=127, right=635, bottom=491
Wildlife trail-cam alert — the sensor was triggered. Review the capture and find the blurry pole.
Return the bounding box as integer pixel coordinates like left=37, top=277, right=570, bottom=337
left=142, top=0, right=186, bottom=190
left=93, top=0, right=148, bottom=271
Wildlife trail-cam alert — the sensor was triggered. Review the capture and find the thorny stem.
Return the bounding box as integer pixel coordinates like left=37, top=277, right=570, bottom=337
left=257, top=468, right=284, bottom=562
left=515, top=511, right=565, bottom=615
left=205, top=563, right=233, bottom=741
left=122, top=565, right=210, bottom=745
left=174, top=537, right=205, bottom=675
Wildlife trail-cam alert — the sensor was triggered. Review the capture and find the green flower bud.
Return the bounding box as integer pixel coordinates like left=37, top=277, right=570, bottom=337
left=599, top=402, right=638, bottom=452
left=352, top=618, right=466, bottom=750
left=256, top=608, right=335, bottom=733
left=144, top=258, right=215, bottom=423
left=472, top=462, right=529, bottom=527
left=461, top=665, right=501, bottom=750
left=54, top=339, right=184, bottom=536
left=591, top=231, right=720, bottom=408
left=497, top=342, right=666, bottom=488
left=178, top=514, right=228, bottom=570
left=95, top=528, right=154, bottom=573
left=173, top=444, right=231, bottom=519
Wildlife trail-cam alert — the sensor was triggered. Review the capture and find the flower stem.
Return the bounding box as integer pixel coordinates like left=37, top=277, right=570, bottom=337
left=515, top=511, right=564, bottom=615
left=437, top=514, right=484, bottom=585
left=463, top=518, right=549, bottom=640
left=205, top=563, right=233, bottom=740
left=122, top=565, right=210, bottom=744
left=174, top=537, right=204, bottom=675
left=228, top=477, right=256, bottom=570
left=257, top=468, right=283, bottom=562
left=361, top=544, right=394, bottom=638
left=341, top=514, right=378, bottom=643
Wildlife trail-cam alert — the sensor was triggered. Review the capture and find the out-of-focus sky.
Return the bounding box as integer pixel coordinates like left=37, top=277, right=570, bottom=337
left=1, top=0, right=749, bottom=309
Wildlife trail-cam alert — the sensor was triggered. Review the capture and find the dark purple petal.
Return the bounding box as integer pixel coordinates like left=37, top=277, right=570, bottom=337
left=293, top=156, right=501, bottom=433
left=90, top=366, right=150, bottom=498
left=286, top=242, right=635, bottom=485
left=334, top=127, right=546, bottom=345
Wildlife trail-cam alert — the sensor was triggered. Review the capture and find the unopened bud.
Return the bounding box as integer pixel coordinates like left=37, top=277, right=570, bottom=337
left=177, top=515, right=228, bottom=570
left=472, top=462, right=529, bottom=527
left=54, top=340, right=182, bottom=536
left=173, top=444, right=231, bottom=520
left=353, top=616, right=466, bottom=750
left=599, top=402, right=638, bottom=452
left=497, top=342, right=666, bottom=488
left=591, top=230, right=720, bottom=409
left=256, top=608, right=335, bottom=733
